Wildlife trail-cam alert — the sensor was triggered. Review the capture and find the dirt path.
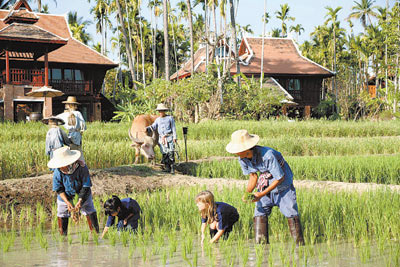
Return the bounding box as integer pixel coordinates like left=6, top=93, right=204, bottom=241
left=1, top=164, right=399, bottom=213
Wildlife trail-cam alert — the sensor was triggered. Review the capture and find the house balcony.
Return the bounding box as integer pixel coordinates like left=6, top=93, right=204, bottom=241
left=0, top=68, right=93, bottom=96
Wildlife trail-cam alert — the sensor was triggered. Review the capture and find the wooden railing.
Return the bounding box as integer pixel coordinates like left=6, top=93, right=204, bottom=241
left=1, top=69, right=44, bottom=87
left=0, top=69, right=94, bottom=96
left=49, top=80, right=93, bottom=96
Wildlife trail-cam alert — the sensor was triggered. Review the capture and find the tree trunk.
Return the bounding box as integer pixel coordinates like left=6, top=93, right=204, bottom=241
left=260, top=0, right=266, bottom=89
left=186, top=0, right=194, bottom=75
left=115, top=0, right=136, bottom=88
left=163, top=0, right=170, bottom=80
left=138, top=3, right=146, bottom=87
left=229, top=0, right=240, bottom=86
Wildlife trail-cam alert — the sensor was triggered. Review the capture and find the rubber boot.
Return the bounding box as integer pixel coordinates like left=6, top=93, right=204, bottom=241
left=209, top=228, right=218, bottom=238
left=86, top=212, right=100, bottom=233
left=170, top=152, right=175, bottom=174
left=288, top=216, right=305, bottom=246
left=58, top=217, right=69, bottom=236
left=254, top=216, right=269, bottom=244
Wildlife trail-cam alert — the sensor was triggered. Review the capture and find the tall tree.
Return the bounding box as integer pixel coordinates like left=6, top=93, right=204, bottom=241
left=325, top=6, right=342, bottom=109
left=290, top=23, right=304, bottom=42
left=229, top=0, right=240, bottom=83
left=275, top=3, right=295, bottom=37
left=149, top=0, right=161, bottom=80
left=347, top=0, right=378, bottom=29
left=163, top=0, right=170, bottom=80
left=186, top=0, right=194, bottom=75
left=34, top=0, right=57, bottom=13
left=68, top=11, right=92, bottom=45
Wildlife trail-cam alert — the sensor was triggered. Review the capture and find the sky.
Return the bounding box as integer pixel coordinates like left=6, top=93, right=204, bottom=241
left=40, top=0, right=391, bottom=63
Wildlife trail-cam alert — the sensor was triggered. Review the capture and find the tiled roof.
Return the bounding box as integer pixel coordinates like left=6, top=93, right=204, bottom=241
left=0, top=23, right=67, bottom=43
left=233, top=37, right=334, bottom=77
left=0, top=10, right=117, bottom=68
left=4, top=8, right=39, bottom=23
left=170, top=47, right=207, bottom=80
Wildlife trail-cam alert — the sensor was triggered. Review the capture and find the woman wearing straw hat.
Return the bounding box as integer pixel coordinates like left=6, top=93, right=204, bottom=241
left=57, top=96, right=86, bottom=161
left=226, top=130, right=304, bottom=246
left=146, top=103, right=177, bottom=174
left=42, top=116, right=71, bottom=159
left=49, top=147, right=99, bottom=236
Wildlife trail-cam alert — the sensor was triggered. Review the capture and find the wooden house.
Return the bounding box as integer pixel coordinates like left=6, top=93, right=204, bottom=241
left=171, top=36, right=335, bottom=117
left=0, top=0, right=117, bottom=122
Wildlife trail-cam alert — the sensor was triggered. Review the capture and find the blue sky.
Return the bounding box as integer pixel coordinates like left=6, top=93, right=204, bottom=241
left=42, top=0, right=390, bottom=62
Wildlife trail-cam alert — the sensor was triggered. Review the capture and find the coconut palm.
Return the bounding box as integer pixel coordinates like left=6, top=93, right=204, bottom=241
left=325, top=6, right=342, bottom=105
left=163, top=0, right=169, bottom=80
left=290, top=24, right=304, bottom=41
left=68, top=11, right=92, bottom=45
left=34, top=0, right=57, bottom=13
left=229, top=0, right=240, bottom=79
left=148, top=0, right=162, bottom=80
left=347, top=0, right=378, bottom=29
left=275, top=3, right=295, bottom=37
left=89, top=0, right=111, bottom=55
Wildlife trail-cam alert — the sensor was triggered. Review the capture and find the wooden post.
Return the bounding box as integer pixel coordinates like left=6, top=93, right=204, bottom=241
left=304, top=105, right=311, bottom=119
left=44, top=51, right=49, bottom=86
left=5, top=50, right=10, bottom=84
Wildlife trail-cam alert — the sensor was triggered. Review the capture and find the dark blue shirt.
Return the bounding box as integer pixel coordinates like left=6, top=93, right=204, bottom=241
left=106, top=198, right=141, bottom=227
left=52, top=165, right=92, bottom=202
left=238, top=146, right=293, bottom=193
left=201, top=202, right=239, bottom=231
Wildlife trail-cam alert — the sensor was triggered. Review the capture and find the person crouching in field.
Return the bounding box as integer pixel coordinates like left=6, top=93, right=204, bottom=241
left=226, top=130, right=304, bottom=246
left=146, top=103, right=177, bottom=174
left=195, top=190, right=239, bottom=245
left=42, top=116, right=70, bottom=159
left=101, top=195, right=142, bottom=238
left=49, top=147, right=99, bottom=235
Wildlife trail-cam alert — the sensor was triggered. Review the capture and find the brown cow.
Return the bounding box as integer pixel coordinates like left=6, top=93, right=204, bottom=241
left=129, top=114, right=159, bottom=164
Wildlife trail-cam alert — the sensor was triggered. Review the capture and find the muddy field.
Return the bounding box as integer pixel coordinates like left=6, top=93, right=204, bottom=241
left=1, top=159, right=399, bottom=215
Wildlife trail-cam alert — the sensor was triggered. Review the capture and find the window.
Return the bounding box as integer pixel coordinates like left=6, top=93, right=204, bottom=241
left=74, top=70, right=84, bottom=81
left=64, top=69, right=73, bottom=80
left=288, top=79, right=301, bottom=91
left=215, top=47, right=228, bottom=58
left=51, top=69, right=61, bottom=80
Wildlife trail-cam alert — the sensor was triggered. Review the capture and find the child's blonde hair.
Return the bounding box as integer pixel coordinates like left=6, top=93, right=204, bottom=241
left=195, top=190, right=217, bottom=224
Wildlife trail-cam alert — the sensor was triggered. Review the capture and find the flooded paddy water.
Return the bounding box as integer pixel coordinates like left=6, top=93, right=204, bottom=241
left=1, top=228, right=399, bottom=266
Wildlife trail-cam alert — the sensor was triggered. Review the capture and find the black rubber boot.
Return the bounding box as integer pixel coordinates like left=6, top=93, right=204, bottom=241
left=288, top=216, right=305, bottom=246
left=209, top=228, right=218, bottom=238
left=87, top=212, right=100, bottom=233
left=58, top=217, right=69, bottom=236
left=254, top=216, right=269, bottom=244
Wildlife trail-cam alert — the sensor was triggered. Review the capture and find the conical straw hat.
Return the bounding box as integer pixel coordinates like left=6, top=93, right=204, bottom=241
left=48, top=147, right=81, bottom=169
left=225, top=129, right=259, bottom=154
left=42, top=116, right=64, bottom=126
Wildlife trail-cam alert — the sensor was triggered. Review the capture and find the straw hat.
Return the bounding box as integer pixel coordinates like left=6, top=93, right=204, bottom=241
left=48, top=147, right=81, bottom=169
left=62, top=96, right=80, bottom=105
left=225, top=130, right=260, bottom=154
left=156, top=103, right=169, bottom=111
left=42, top=116, right=64, bottom=126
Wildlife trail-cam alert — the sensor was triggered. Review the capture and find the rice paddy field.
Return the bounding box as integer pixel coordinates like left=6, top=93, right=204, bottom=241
left=1, top=119, right=400, bottom=266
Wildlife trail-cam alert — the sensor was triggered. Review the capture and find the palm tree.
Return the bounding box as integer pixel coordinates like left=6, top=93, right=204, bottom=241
left=68, top=11, right=92, bottom=45
left=163, top=0, right=169, bottom=80
left=186, top=0, right=195, bottom=75
left=34, top=0, right=57, bottom=13
left=290, top=24, right=304, bottom=42
left=325, top=6, right=342, bottom=107
left=275, top=3, right=295, bottom=37
left=229, top=0, right=240, bottom=82
left=347, top=0, right=378, bottom=29
left=260, top=0, right=267, bottom=89
left=89, top=0, right=111, bottom=56
left=148, top=0, right=162, bottom=80
left=271, top=28, right=282, bottom=37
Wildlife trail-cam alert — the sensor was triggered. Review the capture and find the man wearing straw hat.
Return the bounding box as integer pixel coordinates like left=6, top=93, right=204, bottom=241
left=42, top=116, right=70, bottom=159
left=57, top=96, right=86, bottom=161
left=146, top=103, right=177, bottom=174
left=49, top=147, right=99, bottom=236
left=226, top=130, right=304, bottom=246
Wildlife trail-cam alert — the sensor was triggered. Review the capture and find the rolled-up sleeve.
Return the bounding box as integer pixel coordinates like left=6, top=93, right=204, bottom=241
left=52, top=170, right=65, bottom=194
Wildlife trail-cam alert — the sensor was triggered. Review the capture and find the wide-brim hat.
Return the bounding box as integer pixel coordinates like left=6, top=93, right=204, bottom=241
left=226, top=129, right=260, bottom=154
left=156, top=103, right=169, bottom=111
left=62, top=96, right=80, bottom=105
left=42, top=116, right=64, bottom=126
left=48, top=147, right=81, bottom=169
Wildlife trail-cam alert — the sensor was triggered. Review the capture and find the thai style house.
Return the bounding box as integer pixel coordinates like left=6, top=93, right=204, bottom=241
left=0, top=0, right=117, bottom=122
left=171, top=36, right=335, bottom=117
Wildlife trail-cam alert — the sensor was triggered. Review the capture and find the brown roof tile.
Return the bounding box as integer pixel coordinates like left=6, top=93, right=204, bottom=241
left=233, top=37, right=334, bottom=77
left=4, top=8, right=39, bottom=23
left=0, top=10, right=117, bottom=67
left=0, top=22, right=66, bottom=43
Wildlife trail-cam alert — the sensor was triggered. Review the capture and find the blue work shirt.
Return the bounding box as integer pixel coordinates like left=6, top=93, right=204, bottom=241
left=201, top=202, right=239, bottom=231
left=52, top=165, right=92, bottom=202
left=106, top=198, right=141, bottom=227
left=148, top=115, right=177, bottom=139
left=238, top=146, right=293, bottom=193
left=45, top=127, right=70, bottom=158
